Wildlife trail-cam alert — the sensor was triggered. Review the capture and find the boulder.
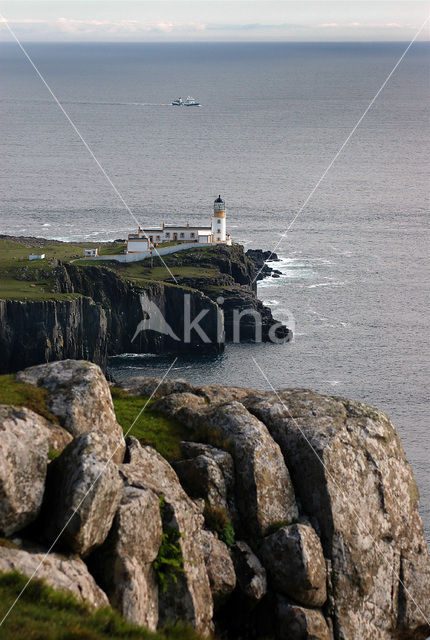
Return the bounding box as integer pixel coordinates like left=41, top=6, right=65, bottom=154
left=245, top=390, right=430, bottom=640
left=89, top=485, right=162, bottom=631
left=41, top=431, right=123, bottom=556
left=119, top=377, right=196, bottom=399
left=231, top=541, right=267, bottom=602
left=173, top=401, right=298, bottom=537
left=195, top=385, right=252, bottom=404
left=261, top=523, right=327, bottom=607
left=173, top=443, right=237, bottom=523
left=45, top=423, right=73, bottom=453
left=276, top=596, right=331, bottom=640
left=200, top=529, right=236, bottom=607
left=151, top=392, right=207, bottom=416
left=16, top=360, right=125, bottom=463
left=0, top=406, right=50, bottom=535
left=120, top=438, right=213, bottom=636
left=0, top=545, right=108, bottom=609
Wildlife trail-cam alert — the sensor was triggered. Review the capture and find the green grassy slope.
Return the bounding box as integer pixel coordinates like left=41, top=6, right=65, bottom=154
left=110, top=388, right=190, bottom=461
left=0, top=237, right=224, bottom=300
left=0, top=572, right=204, bottom=640
left=0, top=238, right=125, bottom=300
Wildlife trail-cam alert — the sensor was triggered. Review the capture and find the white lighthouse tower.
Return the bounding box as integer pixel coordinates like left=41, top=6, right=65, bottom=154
left=212, top=195, right=227, bottom=244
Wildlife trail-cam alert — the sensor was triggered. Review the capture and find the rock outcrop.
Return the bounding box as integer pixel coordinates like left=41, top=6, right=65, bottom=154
left=155, top=395, right=298, bottom=537
left=89, top=484, right=162, bottom=631
left=200, top=529, right=236, bottom=607
left=231, top=540, right=267, bottom=602
left=244, top=389, right=430, bottom=640
left=260, top=523, right=327, bottom=607
left=0, top=239, right=288, bottom=374
left=0, top=361, right=428, bottom=640
left=16, top=359, right=125, bottom=463
left=0, top=406, right=51, bottom=536
left=173, top=442, right=237, bottom=523
left=0, top=545, right=108, bottom=608
left=276, top=596, right=331, bottom=640
left=119, top=438, right=214, bottom=636
left=40, top=431, right=123, bottom=555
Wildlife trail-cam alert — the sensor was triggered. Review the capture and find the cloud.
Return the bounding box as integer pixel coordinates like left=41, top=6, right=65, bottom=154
left=0, top=17, right=208, bottom=36
left=318, top=21, right=406, bottom=29
left=56, top=18, right=207, bottom=34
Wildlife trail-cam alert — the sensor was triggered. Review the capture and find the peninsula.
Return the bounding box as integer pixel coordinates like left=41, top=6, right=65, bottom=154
left=0, top=235, right=288, bottom=374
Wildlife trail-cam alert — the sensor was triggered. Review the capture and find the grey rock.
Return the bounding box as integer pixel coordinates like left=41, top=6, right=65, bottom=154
left=41, top=430, right=123, bottom=556
left=152, top=392, right=207, bottom=416
left=174, top=401, right=298, bottom=537
left=89, top=485, right=162, bottom=631
left=119, top=377, right=196, bottom=399
left=200, top=529, right=236, bottom=607
left=276, top=595, right=331, bottom=640
left=261, top=523, right=327, bottom=607
left=0, top=406, right=50, bottom=535
left=120, top=438, right=213, bottom=636
left=232, top=541, right=267, bottom=602
left=16, top=360, right=125, bottom=463
left=45, top=423, right=73, bottom=453
left=174, top=443, right=237, bottom=524
left=195, top=385, right=252, bottom=404
left=245, top=389, right=430, bottom=640
left=0, top=545, right=108, bottom=609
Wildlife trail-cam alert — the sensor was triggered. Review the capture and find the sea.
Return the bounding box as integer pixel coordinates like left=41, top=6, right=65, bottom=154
left=0, top=42, right=429, bottom=543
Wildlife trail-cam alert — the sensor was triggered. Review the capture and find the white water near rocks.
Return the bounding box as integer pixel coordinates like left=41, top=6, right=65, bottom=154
left=1, top=42, right=428, bottom=542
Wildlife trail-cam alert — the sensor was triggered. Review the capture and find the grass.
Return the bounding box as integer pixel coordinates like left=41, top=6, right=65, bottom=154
left=0, top=571, right=205, bottom=640
left=203, top=505, right=235, bottom=548
left=111, top=388, right=189, bottom=461
left=0, top=237, right=122, bottom=300
left=0, top=237, right=235, bottom=300
left=0, top=374, right=59, bottom=423
left=98, top=243, right=126, bottom=256
left=153, top=496, right=184, bottom=594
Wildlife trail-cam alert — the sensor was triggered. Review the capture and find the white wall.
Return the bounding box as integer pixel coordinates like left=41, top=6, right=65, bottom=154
left=92, top=242, right=205, bottom=263
left=211, top=216, right=226, bottom=242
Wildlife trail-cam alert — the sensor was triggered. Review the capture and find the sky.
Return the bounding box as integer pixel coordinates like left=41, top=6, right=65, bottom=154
left=0, top=1, right=429, bottom=42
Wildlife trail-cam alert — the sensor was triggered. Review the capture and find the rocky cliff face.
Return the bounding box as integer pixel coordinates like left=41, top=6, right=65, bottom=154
left=0, top=296, right=108, bottom=374
left=0, top=360, right=428, bottom=640
left=0, top=243, right=288, bottom=374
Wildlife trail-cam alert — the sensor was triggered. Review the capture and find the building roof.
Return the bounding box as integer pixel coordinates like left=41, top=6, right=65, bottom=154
left=215, top=195, right=224, bottom=203
left=163, top=225, right=211, bottom=230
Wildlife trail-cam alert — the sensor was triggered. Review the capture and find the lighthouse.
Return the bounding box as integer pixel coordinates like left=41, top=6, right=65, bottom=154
left=212, top=195, right=227, bottom=243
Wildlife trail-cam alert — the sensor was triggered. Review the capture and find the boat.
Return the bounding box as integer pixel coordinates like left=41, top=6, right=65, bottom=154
left=184, top=96, right=200, bottom=107
left=171, top=97, right=183, bottom=106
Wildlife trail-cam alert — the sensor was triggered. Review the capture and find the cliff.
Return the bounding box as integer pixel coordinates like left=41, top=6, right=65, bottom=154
left=0, top=237, right=289, bottom=374
left=0, top=360, right=428, bottom=640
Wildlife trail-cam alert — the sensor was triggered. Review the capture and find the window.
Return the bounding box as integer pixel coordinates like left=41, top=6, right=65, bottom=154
left=166, top=233, right=170, bottom=238
left=190, top=232, right=195, bottom=238
left=156, top=236, right=160, bottom=241
left=217, top=219, right=221, bottom=224
left=149, top=236, right=153, bottom=242
left=180, top=232, right=184, bottom=238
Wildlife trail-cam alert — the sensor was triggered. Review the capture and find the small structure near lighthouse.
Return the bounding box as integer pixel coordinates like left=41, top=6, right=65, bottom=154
left=126, top=195, right=232, bottom=254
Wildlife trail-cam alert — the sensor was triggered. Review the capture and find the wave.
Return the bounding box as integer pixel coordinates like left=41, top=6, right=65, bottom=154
left=307, top=281, right=345, bottom=289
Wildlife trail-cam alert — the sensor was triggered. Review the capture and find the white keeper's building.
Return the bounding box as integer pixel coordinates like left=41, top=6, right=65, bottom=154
left=127, top=195, right=231, bottom=254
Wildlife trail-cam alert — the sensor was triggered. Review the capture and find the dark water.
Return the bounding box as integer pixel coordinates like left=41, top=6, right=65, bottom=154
left=1, top=42, right=429, bottom=542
